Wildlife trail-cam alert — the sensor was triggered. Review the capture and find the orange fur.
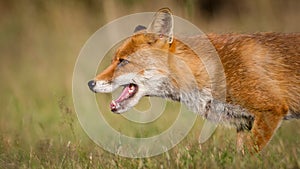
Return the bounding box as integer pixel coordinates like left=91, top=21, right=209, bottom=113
left=90, top=8, right=300, bottom=153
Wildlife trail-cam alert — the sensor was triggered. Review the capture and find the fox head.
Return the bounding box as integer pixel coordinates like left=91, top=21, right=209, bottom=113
left=88, top=8, right=207, bottom=113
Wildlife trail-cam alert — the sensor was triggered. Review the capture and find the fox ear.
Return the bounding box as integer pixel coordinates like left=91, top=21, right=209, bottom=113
left=134, top=25, right=147, bottom=33
left=147, top=8, right=174, bottom=44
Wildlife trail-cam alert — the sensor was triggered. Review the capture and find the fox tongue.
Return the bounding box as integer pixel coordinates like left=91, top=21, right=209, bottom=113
left=110, top=85, right=135, bottom=111
left=115, top=85, right=132, bottom=102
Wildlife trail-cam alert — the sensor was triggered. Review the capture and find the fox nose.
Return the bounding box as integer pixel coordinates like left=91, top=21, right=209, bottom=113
left=88, top=80, right=96, bottom=91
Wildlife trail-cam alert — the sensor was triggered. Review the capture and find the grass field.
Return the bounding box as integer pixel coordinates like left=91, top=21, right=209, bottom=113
left=0, top=1, right=299, bottom=168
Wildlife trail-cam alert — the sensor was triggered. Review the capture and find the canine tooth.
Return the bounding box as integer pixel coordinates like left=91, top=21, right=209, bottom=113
left=128, top=85, right=134, bottom=93
left=111, top=101, right=116, bottom=107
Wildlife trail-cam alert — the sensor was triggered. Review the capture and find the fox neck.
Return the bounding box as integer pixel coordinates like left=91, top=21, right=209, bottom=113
left=162, top=37, right=255, bottom=128
left=168, top=38, right=211, bottom=88
left=160, top=38, right=212, bottom=115
left=180, top=87, right=213, bottom=116
left=156, top=74, right=212, bottom=116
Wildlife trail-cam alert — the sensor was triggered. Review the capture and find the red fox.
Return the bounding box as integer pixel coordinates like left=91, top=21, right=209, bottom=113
left=88, top=8, right=300, bottom=153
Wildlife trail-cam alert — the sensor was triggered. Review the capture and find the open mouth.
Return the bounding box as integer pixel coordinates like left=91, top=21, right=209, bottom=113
left=110, top=83, right=138, bottom=112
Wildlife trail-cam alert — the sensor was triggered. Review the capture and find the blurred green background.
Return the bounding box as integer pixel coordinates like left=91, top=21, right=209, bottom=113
left=0, top=0, right=299, bottom=168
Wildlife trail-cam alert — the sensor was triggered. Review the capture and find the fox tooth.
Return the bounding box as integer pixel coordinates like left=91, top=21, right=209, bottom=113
left=128, top=86, right=134, bottom=93
left=111, top=101, right=116, bottom=107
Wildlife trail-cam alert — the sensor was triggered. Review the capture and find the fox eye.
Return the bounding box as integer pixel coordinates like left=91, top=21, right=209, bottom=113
left=118, top=58, right=129, bottom=67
